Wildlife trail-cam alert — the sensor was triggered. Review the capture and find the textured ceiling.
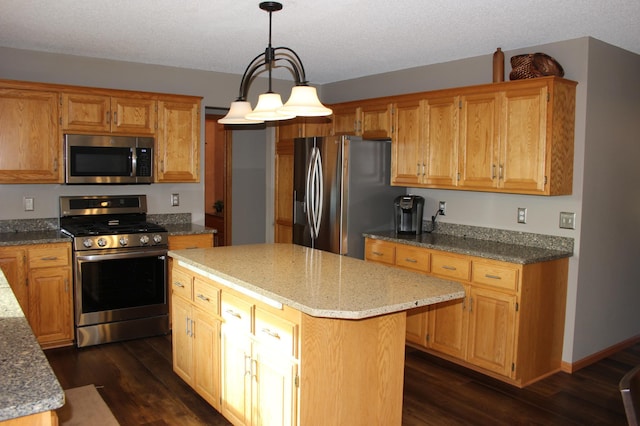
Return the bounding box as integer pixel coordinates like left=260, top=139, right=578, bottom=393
left=0, top=0, right=638, bottom=84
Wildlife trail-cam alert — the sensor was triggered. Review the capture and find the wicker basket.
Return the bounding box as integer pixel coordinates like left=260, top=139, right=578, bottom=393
left=509, top=53, right=564, bottom=80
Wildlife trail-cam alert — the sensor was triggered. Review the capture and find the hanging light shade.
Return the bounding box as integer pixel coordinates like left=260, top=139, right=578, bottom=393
left=246, top=92, right=295, bottom=121
left=218, top=100, right=264, bottom=124
left=218, top=1, right=332, bottom=125
left=279, top=85, right=333, bottom=117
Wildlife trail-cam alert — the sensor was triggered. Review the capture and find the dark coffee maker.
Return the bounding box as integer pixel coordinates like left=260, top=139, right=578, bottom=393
left=394, top=195, right=425, bottom=234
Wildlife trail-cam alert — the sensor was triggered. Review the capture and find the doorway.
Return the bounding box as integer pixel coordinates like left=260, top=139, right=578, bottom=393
left=204, top=113, right=231, bottom=246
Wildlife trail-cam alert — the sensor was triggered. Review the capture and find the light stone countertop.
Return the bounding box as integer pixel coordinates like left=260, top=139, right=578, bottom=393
left=169, top=243, right=465, bottom=320
left=0, top=271, right=65, bottom=421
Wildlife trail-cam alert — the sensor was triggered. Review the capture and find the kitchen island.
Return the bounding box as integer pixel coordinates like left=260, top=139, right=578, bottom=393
left=169, top=243, right=465, bottom=426
left=0, top=271, right=64, bottom=425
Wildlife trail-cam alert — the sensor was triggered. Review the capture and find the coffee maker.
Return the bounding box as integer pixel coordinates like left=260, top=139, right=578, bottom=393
left=394, top=195, right=425, bottom=234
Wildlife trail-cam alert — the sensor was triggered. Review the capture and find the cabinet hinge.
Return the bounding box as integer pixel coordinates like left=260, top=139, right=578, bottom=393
left=544, top=176, right=548, bottom=186
left=295, top=375, right=299, bottom=388
left=457, top=172, right=461, bottom=181
left=547, top=92, right=550, bottom=102
left=459, top=100, right=462, bottom=109
left=59, top=95, right=62, bottom=105
left=512, top=363, right=515, bottom=372
left=426, top=334, right=430, bottom=343
left=515, top=302, right=519, bottom=312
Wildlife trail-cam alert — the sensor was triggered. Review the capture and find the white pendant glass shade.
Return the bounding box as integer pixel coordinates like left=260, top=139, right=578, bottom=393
left=279, top=86, right=333, bottom=117
left=245, top=93, right=296, bottom=121
left=218, top=101, right=264, bottom=124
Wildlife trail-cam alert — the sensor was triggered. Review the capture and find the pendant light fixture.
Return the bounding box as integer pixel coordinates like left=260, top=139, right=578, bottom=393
left=218, top=1, right=332, bottom=124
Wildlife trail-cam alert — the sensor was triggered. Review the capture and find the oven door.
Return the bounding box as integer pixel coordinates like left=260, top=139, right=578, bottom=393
left=74, top=248, right=168, bottom=327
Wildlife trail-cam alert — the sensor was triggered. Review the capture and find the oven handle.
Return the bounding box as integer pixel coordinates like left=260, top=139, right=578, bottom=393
left=75, top=248, right=168, bottom=262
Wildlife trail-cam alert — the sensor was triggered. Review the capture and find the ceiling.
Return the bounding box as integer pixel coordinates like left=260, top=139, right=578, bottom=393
left=1, top=0, right=638, bottom=84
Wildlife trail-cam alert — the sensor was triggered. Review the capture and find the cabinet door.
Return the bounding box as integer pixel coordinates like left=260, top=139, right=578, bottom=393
left=193, top=308, right=221, bottom=409
left=428, top=285, right=469, bottom=359
left=0, top=89, right=61, bottom=183
left=253, top=344, right=298, bottom=426
left=111, top=97, right=156, bottom=135
left=391, top=99, right=423, bottom=186
left=360, top=101, right=392, bottom=139
left=61, top=93, right=111, bottom=131
left=500, top=85, right=547, bottom=193
left=221, top=326, right=252, bottom=426
left=406, top=306, right=429, bottom=347
left=172, top=295, right=194, bottom=384
left=331, top=105, right=360, bottom=136
left=0, top=247, right=27, bottom=316
left=156, top=99, right=201, bottom=182
left=422, top=95, right=459, bottom=187
left=274, top=136, right=294, bottom=244
left=466, top=286, right=517, bottom=377
left=28, top=266, right=73, bottom=346
left=458, top=92, right=501, bottom=190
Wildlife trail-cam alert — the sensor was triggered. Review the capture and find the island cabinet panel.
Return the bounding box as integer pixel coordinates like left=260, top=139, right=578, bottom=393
left=61, top=92, right=156, bottom=135
left=0, top=88, right=62, bottom=183
left=0, top=243, right=73, bottom=348
left=364, top=237, right=568, bottom=388
left=299, top=312, right=406, bottom=426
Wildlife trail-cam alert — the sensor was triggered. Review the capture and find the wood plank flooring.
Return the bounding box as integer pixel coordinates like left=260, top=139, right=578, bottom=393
left=45, top=334, right=638, bottom=425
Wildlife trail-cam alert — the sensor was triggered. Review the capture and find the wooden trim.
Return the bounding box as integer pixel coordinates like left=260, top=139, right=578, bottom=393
left=561, top=334, right=640, bottom=373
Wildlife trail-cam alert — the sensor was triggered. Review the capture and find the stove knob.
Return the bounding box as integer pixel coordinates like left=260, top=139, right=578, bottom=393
left=83, top=239, right=93, bottom=248
left=139, top=235, right=150, bottom=245
left=153, top=234, right=163, bottom=244
left=97, top=238, right=107, bottom=247
left=119, top=237, right=129, bottom=247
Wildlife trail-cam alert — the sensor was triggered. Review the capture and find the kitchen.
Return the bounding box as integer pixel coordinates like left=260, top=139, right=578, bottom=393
left=1, top=1, right=640, bottom=425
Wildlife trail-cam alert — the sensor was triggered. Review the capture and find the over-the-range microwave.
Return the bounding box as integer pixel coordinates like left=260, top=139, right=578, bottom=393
left=64, top=134, right=154, bottom=184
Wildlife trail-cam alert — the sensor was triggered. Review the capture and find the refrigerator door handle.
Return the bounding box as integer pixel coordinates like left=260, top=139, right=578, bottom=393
left=306, top=147, right=323, bottom=240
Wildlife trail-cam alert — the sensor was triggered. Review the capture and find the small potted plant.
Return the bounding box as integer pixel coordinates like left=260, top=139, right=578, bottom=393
left=214, top=200, right=224, bottom=213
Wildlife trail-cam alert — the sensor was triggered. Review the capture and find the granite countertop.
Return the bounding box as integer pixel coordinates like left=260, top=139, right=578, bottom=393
left=169, top=243, right=465, bottom=320
left=364, top=231, right=573, bottom=264
left=0, top=230, right=70, bottom=247
left=162, top=223, right=217, bottom=236
left=0, top=271, right=65, bottom=421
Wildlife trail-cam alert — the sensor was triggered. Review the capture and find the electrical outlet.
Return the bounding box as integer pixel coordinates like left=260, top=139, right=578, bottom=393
left=171, top=193, right=180, bottom=207
left=438, top=201, right=446, bottom=215
left=24, top=197, right=34, bottom=211
left=517, top=207, right=527, bottom=224
left=559, top=212, right=576, bottom=229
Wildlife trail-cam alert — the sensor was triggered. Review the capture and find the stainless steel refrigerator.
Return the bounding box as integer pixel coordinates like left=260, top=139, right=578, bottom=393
left=293, top=135, right=404, bottom=259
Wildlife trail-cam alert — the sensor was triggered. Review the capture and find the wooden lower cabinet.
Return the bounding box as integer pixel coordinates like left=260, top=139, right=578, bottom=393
left=365, top=237, right=568, bottom=387
left=0, top=243, right=73, bottom=348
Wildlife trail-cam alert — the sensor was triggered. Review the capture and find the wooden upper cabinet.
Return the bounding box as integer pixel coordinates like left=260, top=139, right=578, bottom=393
left=0, top=88, right=62, bottom=183
left=62, top=93, right=156, bottom=135
left=330, top=104, right=360, bottom=136
left=457, top=92, right=501, bottom=190
left=422, top=95, right=459, bottom=187
left=391, top=99, right=423, bottom=186
left=156, top=97, right=201, bottom=182
left=360, top=101, right=393, bottom=139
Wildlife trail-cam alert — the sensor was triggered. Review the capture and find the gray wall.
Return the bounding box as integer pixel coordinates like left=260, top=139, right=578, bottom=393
left=322, top=36, right=640, bottom=363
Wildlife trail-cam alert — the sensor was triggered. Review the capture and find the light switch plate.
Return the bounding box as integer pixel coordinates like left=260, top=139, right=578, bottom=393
left=24, top=197, right=34, bottom=211
left=559, top=212, right=576, bottom=229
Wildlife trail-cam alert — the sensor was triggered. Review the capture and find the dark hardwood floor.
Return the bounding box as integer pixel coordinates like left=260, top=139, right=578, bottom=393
left=45, top=334, right=638, bottom=425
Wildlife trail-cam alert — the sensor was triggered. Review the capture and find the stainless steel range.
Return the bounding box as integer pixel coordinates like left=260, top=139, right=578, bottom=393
left=60, top=195, right=169, bottom=347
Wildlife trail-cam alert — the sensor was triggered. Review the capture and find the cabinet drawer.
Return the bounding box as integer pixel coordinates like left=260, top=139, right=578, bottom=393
left=431, top=253, right=471, bottom=281
left=395, top=246, right=430, bottom=273
left=193, top=277, right=220, bottom=314
left=171, top=267, right=193, bottom=300
left=255, top=307, right=298, bottom=357
left=221, top=291, right=253, bottom=332
left=168, top=234, right=213, bottom=250
left=28, top=246, right=69, bottom=269
left=472, top=262, right=519, bottom=291
left=365, top=240, right=395, bottom=265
